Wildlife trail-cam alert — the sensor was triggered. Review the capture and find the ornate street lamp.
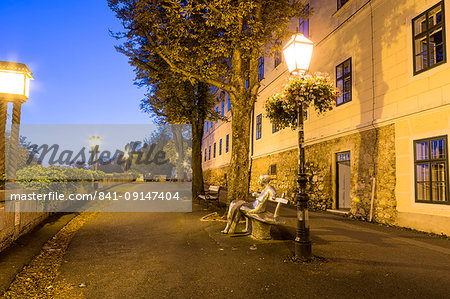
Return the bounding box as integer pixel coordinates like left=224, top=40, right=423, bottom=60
left=283, top=33, right=314, bottom=75
left=89, top=136, right=101, bottom=171
left=0, top=61, right=33, bottom=185
left=283, top=33, right=314, bottom=259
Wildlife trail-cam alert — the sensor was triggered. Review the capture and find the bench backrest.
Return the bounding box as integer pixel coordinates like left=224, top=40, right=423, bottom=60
left=209, top=186, right=220, bottom=193
left=270, top=196, right=289, bottom=205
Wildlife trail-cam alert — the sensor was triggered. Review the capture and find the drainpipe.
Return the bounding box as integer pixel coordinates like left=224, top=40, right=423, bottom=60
left=248, top=102, right=255, bottom=196
left=369, top=0, right=378, bottom=222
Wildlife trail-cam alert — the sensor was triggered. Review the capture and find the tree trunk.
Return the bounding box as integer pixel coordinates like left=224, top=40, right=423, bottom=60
left=227, top=99, right=252, bottom=204
left=191, top=120, right=204, bottom=200
left=171, top=124, right=185, bottom=181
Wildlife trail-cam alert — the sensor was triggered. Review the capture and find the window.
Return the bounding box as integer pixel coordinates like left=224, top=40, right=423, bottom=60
left=215, top=107, right=219, bottom=123
left=274, top=51, right=282, bottom=68
left=258, top=57, right=264, bottom=81
left=204, top=149, right=207, bottom=162
left=213, top=143, right=216, bottom=158
left=219, top=139, right=222, bottom=155
left=208, top=146, right=211, bottom=160
left=226, top=134, right=229, bottom=153
left=274, top=40, right=282, bottom=68
left=336, top=58, right=352, bottom=105
left=227, top=94, right=231, bottom=111
left=272, top=121, right=281, bottom=134
left=412, top=1, right=446, bottom=74
left=256, top=114, right=262, bottom=140
left=414, top=136, right=448, bottom=203
left=337, top=0, right=349, bottom=10
left=221, top=102, right=224, bottom=117
left=299, top=4, right=309, bottom=38
left=206, top=121, right=209, bottom=132
left=210, top=120, right=213, bottom=128
left=270, top=164, right=277, bottom=175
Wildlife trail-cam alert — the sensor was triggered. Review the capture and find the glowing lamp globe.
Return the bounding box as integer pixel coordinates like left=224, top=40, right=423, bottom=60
left=0, top=61, right=33, bottom=101
left=282, top=34, right=313, bottom=74
left=89, top=136, right=101, bottom=148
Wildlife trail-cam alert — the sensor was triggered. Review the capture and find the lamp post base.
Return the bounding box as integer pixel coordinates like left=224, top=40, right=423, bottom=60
left=294, top=240, right=312, bottom=259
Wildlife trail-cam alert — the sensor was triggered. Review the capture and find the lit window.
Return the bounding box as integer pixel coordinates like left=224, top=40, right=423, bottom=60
left=414, top=136, right=448, bottom=203
left=413, top=1, right=446, bottom=75
left=337, top=0, right=349, bottom=10
left=336, top=58, right=352, bottom=105
left=256, top=114, right=262, bottom=140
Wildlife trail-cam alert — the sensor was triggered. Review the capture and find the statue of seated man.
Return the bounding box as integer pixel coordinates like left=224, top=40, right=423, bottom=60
left=221, top=174, right=276, bottom=234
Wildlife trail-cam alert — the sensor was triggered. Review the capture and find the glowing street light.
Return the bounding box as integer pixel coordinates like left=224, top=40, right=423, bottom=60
left=283, top=33, right=313, bottom=75
left=0, top=61, right=33, bottom=185
left=283, top=33, right=314, bottom=259
left=0, top=61, right=33, bottom=101
left=89, top=136, right=101, bottom=171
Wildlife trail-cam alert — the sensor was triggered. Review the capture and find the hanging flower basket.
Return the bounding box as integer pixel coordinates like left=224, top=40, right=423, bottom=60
left=265, top=72, right=340, bottom=129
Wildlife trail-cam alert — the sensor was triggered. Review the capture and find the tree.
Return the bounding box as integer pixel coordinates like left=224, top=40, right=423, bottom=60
left=109, top=0, right=307, bottom=203
left=110, top=18, right=220, bottom=198
left=139, top=67, right=219, bottom=197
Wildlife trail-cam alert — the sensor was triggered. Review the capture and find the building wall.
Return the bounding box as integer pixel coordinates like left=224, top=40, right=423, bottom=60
left=395, top=108, right=450, bottom=235
left=201, top=0, right=450, bottom=234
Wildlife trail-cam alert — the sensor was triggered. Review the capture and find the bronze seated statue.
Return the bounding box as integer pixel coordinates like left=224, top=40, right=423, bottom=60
left=222, top=175, right=276, bottom=235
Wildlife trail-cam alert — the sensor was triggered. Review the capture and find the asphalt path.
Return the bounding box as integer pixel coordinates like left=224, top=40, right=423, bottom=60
left=51, top=183, right=450, bottom=298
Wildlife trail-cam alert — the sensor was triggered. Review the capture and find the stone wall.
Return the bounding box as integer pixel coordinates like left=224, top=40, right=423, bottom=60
left=249, top=149, right=298, bottom=199
left=0, top=191, right=49, bottom=252
left=247, top=124, right=397, bottom=224
left=307, top=125, right=396, bottom=224
left=203, top=165, right=230, bottom=189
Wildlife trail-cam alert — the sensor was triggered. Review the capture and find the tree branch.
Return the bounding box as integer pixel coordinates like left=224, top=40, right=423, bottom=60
left=142, top=30, right=236, bottom=95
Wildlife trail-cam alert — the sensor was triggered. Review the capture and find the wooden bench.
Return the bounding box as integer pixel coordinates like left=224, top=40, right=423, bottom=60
left=198, top=185, right=221, bottom=207
left=242, top=195, right=289, bottom=240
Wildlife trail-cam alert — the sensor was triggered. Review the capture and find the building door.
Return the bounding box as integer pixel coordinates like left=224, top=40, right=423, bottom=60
left=336, top=152, right=351, bottom=209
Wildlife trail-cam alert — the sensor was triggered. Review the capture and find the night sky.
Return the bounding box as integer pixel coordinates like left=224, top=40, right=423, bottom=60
left=0, top=0, right=152, bottom=124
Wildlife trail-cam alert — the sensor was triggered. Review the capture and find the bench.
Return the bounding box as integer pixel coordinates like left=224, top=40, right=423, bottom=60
left=198, top=185, right=221, bottom=207
left=241, top=195, right=289, bottom=240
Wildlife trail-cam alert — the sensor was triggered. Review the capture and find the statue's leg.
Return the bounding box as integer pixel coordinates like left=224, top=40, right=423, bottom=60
left=244, top=216, right=251, bottom=233
left=222, top=200, right=239, bottom=234
left=221, top=222, right=231, bottom=234
left=228, top=214, right=240, bottom=234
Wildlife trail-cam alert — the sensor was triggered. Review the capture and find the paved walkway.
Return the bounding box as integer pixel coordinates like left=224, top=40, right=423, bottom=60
left=1, top=184, right=450, bottom=298
left=56, top=192, right=450, bottom=298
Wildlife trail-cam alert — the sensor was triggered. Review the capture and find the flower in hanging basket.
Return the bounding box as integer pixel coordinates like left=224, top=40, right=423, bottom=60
left=265, top=72, right=340, bottom=129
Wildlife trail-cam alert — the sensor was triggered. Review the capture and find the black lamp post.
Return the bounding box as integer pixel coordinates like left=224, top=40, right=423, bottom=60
left=282, top=33, right=314, bottom=259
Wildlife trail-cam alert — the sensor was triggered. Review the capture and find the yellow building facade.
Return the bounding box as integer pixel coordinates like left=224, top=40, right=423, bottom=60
left=202, top=0, right=450, bottom=235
